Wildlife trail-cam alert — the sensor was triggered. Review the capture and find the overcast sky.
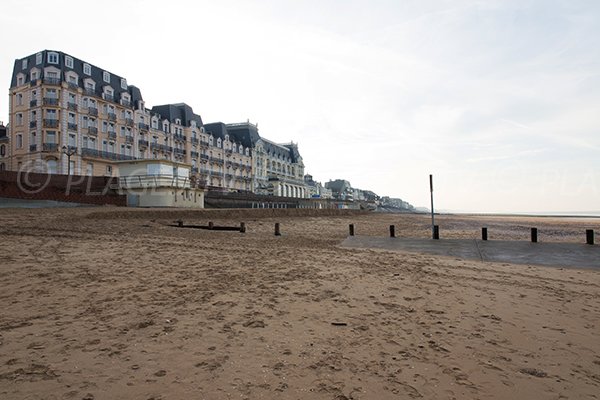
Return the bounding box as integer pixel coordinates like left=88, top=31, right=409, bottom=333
left=1, top=0, right=599, bottom=212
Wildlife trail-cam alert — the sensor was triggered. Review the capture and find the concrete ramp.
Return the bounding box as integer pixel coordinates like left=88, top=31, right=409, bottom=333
left=341, top=236, right=600, bottom=270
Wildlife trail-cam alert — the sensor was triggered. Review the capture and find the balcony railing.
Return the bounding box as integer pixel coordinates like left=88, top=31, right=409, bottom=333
left=67, top=102, right=78, bottom=111
left=43, top=97, right=59, bottom=106
left=190, top=151, right=199, bottom=158
left=125, top=118, right=134, bottom=127
left=125, top=135, right=134, bottom=144
left=29, top=120, right=37, bottom=128
left=103, top=93, right=114, bottom=102
left=88, top=107, right=98, bottom=116
left=191, top=167, right=199, bottom=174
left=29, top=144, right=37, bottom=152
left=120, top=99, right=131, bottom=107
left=150, top=143, right=172, bottom=153
left=174, top=148, right=186, bottom=155
left=84, top=88, right=96, bottom=97
left=42, top=143, right=58, bottom=152
left=107, top=112, right=117, bottom=121
left=81, top=148, right=136, bottom=161
left=200, top=154, right=209, bottom=161
left=43, top=77, right=61, bottom=85
left=43, top=119, right=59, bottom=128
left=30, top=79, right=39, bottom=87
left=138, top=139, right=149, bottom=147
left=200, top=140, right=209, bottom=147
left=191, top=137, right=199, bottom=145
left=108, top=132, right=117, bottom=140
left=86, top=126, right=98, bottom=136
left=138, top=123, right=149, bottom=131
left=30, top=99, right=38, bottom=107
left=174, top=134, right=186, bottom=142
left=68, top=122, right=78, bottom=131
left=67, top=82, right=79, bottom=90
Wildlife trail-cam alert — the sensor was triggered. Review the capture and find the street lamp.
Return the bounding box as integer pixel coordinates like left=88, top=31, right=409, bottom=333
left=62, top=145, right=76, bottom=175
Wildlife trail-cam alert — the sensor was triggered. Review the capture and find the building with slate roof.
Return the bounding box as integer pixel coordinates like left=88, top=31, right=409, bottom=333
left=6, top=50, right=306, bottom=197
left=0, top=122, right=8, bottom=171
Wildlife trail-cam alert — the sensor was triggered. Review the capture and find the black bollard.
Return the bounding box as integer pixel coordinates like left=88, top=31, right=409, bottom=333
left=349, top=224, right=355, bottom=236
left=208, top=221, right=214, bottom=230
left=482, top=227, right=488, bottom=241
left=586, top=229, right=594, bottom=245
left=531, top=228, right=538, bottom=243
left=240, top=222, right=246, bottom=233
left=390, top=225, right=395, bottom=238
left=433, top=225, right=440, bottom=240
left=275, top=223, right=281, bottom=236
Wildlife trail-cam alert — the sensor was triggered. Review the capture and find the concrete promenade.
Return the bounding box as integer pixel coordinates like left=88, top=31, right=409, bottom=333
left=342, top=236, right=600, bottom=269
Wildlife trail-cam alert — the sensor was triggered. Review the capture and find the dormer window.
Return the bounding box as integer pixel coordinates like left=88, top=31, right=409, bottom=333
left=36, top=52, right=42, bottom=65
left=65, top=56, right=74, bottom=68
left=30, top=70, right=38, bottom=81
left=217, top=138, right=222, bottom=148
left=209, top=136, right=213, bottom=146
left=232, top=144, right=237, bottom=153
left=83, top=63, right=91, bottom=75
left=120, top=78, right=127, bottom=90
left=47, top=52, right=59, bottom=64
left=22, top=59, right=28, bottom=69
left=239, top=145, right=244, bottom=154
left=103, top=71, right=110, bottom=83
left=245, top=148, right=249, bottom=156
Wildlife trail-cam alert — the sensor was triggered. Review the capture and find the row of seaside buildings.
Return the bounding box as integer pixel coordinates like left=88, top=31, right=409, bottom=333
left=0, top=50, right=414, bottom=208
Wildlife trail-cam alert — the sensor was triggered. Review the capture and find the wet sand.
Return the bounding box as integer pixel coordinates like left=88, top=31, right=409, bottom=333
left=0, top=208, right=599, bottom=399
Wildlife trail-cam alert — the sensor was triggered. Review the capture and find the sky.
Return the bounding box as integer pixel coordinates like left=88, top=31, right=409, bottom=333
left=1, top=0, right=599, bottom=213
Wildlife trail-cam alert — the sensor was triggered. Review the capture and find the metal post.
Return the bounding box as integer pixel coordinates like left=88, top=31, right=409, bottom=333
left=430, top=174, right=435, bottom=239
left=482, top=227, right=488, bottom=241
left=586, top=229, right=594, bottom=245
left=349, top=224, right=354, bottom=236
left=433, top=225, right=440, bottom=240
left=274, top=223, right=281, bottom=236
left=389, top=225, right=395, bottom=238
left=531, top=228, right=538, bottom=243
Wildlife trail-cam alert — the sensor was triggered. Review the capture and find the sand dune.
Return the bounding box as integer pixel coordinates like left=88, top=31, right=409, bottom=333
left=0, top=209, right=599, bottom=399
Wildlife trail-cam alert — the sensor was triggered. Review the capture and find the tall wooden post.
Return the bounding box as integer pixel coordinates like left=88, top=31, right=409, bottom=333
left=275, top=223, right=281, bottom=236
left=586, top=229, right=594, bottom=245
left=531, top=228, right=538, bottom=243
left=349, top=224, right=354, bottom=236
left=389, top=225, right=395, bottom=238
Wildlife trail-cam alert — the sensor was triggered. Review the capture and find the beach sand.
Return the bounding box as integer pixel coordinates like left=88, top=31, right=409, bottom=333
left=0, top=208, right=599, bottom=399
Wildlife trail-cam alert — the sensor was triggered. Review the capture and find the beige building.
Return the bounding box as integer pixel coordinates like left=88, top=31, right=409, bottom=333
left=7, top=50, right=307, bottom=198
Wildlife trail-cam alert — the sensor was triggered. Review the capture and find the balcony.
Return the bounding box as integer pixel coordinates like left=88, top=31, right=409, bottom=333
left=150, top=143, right=172, bottom=153
left=125, top=135, right=134, bottom=144
left=67, top=82, right=79, bottom=90
left=200, top=154, right=209, bottom=161
left=30, top=79, right=40, bottom=87
left=138, top=139, right=149, bottom=148
left=43, top=97, right=59, bottom=106
left=191, top=151, right=199, bottom=158
left=191, top=167, right=199, bottom=174
left=81, top=148, right=136, bottom=161
left=103, top=93, right=114, bottom=102
left=68, top=122, right=78, bottom=131
left=67, top=102, right=78, bottom=111
left=107, top=112, right=117, bottom=122
left=43, top=77, right=61, bottom=86
left=29, top=144, right=37, bottom=152
left=43, top=119, right=59, bottom=128
left=120, top=99, right=131, bottom=107
left=125, top=118, right=134, bottom=127
left=88, top=107, right=98, bottom=116
left=200, top=140, right=209, bottom=147
left=84, top=88, right=96, bottom=97
left=108, top=131, right=117, bottom=140
left=174, top=148, right=186, bottom=156
left=42, top=143, right=58, bottom=152
left=191, top=137, right=199, bottom=145
left=174, top=134, right=186, bottom=142
left=86, top=126, right=98, bottom=136
left=29, top=120, right=37, bottom=128
left=138, top=122, right=149, bottom=131
left=30, top=99, right=38, bottom=107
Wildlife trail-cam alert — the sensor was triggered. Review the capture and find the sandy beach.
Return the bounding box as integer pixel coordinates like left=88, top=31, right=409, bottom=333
left=0, top=208, right=599, bottom=399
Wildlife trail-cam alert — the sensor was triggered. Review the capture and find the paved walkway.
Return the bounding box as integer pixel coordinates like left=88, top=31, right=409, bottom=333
left=341, top=236, right=600, bottom=269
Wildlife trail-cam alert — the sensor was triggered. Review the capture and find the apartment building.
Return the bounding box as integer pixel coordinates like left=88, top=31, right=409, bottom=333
left=7, top=50, right=306, bottom=197
left=0, top=122, right=8, bottom=171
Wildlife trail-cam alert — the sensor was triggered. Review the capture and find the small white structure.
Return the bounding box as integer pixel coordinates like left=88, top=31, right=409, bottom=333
left=116, top=160, right=205, bottom=208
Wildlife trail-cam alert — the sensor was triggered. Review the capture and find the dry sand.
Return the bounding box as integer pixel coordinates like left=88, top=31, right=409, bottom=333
left=0, top=208, right=599, bottom=399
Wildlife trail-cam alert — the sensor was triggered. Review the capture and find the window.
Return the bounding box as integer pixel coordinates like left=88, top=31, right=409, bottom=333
left=120, top=78, right=127, bottom=90
left=46, top=131, right=56, bottom=144
left=17, top=75, right=24, bottom=86
left=16, top=113, right=23, bottom=126
left=16, top=93, right=23, bottom=106
left=65, top=56, right=73, bottom=68
left=47, top=52, right=59, bottom=64
left=0, top=145, right=5, bottom=156
left=87, top=163, right=93, bottom=176
left=217, top=138, right=221, bottom=148
left=102, top=140, right=108, bottom=152
left=102, top=121, right=108, bottom=132
left=83, top=63, right=91, bottom=75
left=31, top=70, right=38, bottom=81
left=68, top=134, right=76, bottom=147
left=46, top=159, right=57, bottom=174
left=0, top=163, right=4, bottom=171
left=69, top=160, right=75, bottom=175
left=36, top=52, right=42, bottom=65
left=22, top=59, right=28, bottom=69
left=16, top=134, right=23, bottom=149
left=103, top=71, right=110, bottom=83
left=106, top=165, right=112, bottom=175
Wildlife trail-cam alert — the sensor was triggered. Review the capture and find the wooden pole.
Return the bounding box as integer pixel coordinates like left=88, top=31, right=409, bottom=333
left=274, top=223, right=281, bottom=236
left=349, top=224, right=354, bottom=236
left=433, top=225, right=440, bottom=240
left=389, top=225, right=395, bottom=238
left=240, top=222, right=246, bottom=233
left=531, top=228, right=538, bottom=243
left=482, top=227, right=488, bottom=241
left=586, top=229, right=594, bottom=245
left=208, top=221, right=214, bottom=230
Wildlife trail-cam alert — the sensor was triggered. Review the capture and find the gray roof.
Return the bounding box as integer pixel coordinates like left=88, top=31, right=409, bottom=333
left=151, top=103, right=203, bottom=127
left=10, top=50, right=143, bottom=106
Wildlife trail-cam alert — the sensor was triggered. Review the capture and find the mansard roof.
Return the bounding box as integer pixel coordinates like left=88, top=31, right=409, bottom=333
left=11, top=50, right=143, bottom=103
left=151, top=103, right=203, bottom=127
